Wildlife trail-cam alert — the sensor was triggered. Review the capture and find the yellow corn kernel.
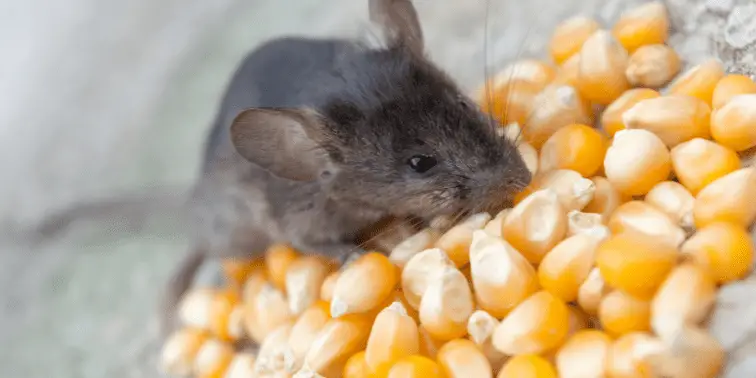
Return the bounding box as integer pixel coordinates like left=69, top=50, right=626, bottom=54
left=468, top=310, right=508, bottom=373
left=469, top=230, right=539, bottom=318
left=668, top=59, right=725, bottom=106
left=434, top=212, right=492, bottom=267
left=603, top=129, right=671, bottom=196
left=242, top=268, right=267, bottom=304
left=681, top=221, right=754, bottom=284
left=555, top=330, right=612, bottom=378
left=693, top=167, right=756, bottom=228
left=389, top=228, right=441, bottom=268
left=711, top=93, right=756, bottom=151
left=160, top=328, right=210, bottom=376
left=365, top=302, right=420, bottom=374
left=287, top=301, right=331, bottom=371
left=497, top=354, right=558, bottom=378
left=244, top=283, right=294, bottom=343
left=577, top=267, right=610, bottom=316
left=644, top=327, right=724, bottom=378
left=286, top=256, right=332, bottom=316
left=480, top=60, right=555, bottom=125
left=644, top=181, right=695, bottom=229
left=605, top=332, right=665, bottom=378
left=222, top=258, right=263, bottom=290
left=622, top=95, right=711, bottom=147
left=304, top=314, right=372, bottom=376
left=492, top=290, right=570, bottom=355
left=502, top=189, right=568, bottom=264
left=331, top=252, right=397, bottom=317
left=552, top=54, right=581, bottom=87
left=539, top=123, right=608, bottom=177
left=538, top=233, right=604, bottom=302
left=194, top=338, right=235, bottom=378
left=319, top=271, right=339, bottom=303
left=418, top=265, right=475, bottom=341
left=401, top=248, right=455, bottom=310
left=566, top=210, right=610, bottom=238
left=343, top=351, right=371, bottom=378
left=387, top=355, right=444, bottom=378
left=712, top=74, right=756, bottom=109
left=549, top=16, right=601, bottom=65
left=672, top=138, right=741, bottom=196
left=224, top=352, right=257, bottom=378
left=582, top=176, right=629, bottom=222
left=596, top=232, right=678, bottom=300
left=577, top=30, right=630, bottom=105
left=625, top=44, right=680, bottom=88
left=178, top=288, right=241, bottom=342
left=436, top=339, right=493, bottom=378
left=608, top=201, right=686, bottom=248
left=612, top=1, right=669, bottom=52
left=523, top=169, right=596, bottom=212
left=601, top=88, right=661, bottom=137
left=651, top=263, right=716, bottom=342
left=255, top=323, right=294, bottom=375
left=483, top=209, right=511, bottom=237
left=484, top=59, right=556, bottom=96
left=599, top=290, right=652, bottom=337
left=266, top=244, right=300, bottom=292
left=523, top=84, right=593, bottom=149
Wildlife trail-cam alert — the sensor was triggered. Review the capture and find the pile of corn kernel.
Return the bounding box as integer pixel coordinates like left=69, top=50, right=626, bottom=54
left=159, top=2, right=756, bottom=377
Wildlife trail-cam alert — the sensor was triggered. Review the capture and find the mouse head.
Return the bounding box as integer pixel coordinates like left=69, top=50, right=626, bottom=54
left=230, top=0, right=532, bottom=218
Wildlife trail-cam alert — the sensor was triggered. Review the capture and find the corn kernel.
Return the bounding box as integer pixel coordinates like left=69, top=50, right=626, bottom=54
left=485, top=59, right=556, bottom=95
left=480, top=60, right=555, bottom=125
left=599, top=290, right=652, bottom=337
left=566, top=210, right=610, bottom=238
left=518, top=142, right=540, bottom=176
left=287, top=301, right=331, bottom=371
left=582, top=176, right=629, bottom=222
left=595, top=232, right=677, bottom=299
left=436, top=339, right=493, bottom=378
left=224, top=352, right=257, bottom=378
left=622, top=95, right=711, bottom=147
left=468, top=310, right=508, bottom=372
left=497, top=355, right=558, bottom=378
left=222, top=258, right=263, bottom=290
left=606, top=332, right=666, bottom=378
left=331, top=252, right=397, bottom=317
left=286, top=256, right=332, bottom=316
left=434, top=212, right=492, bottom=267
left=523, top=84, right=593, bottom=149
left=319, top=271, right=339, bottom=303
left=470, top=230, right=539, bottom=318
left=502, top=189, right=568, bottom=264
left=418, top=325, right=444, bottom=359
left=693, top=167, right=756, bottom=228
left=401, top=248, right=455, bottom=310
left=389, top=228, right=441, bottom=268
left=483, top=209, right=511, bottom=237
left=265, top=244, right=300, bottom=293
left=549, top=16, right=601, bottom=65
left=567, top=305, right=591, bottom=337
left=612, top=1, right=670, bottom=53
left=178, top=288, right=240, bottom=342
left=644, top=327, right=724, bottom=378
left=419, top=265, right=475, bottom=341
left=577, top=30, right=630, bottom=105
left=194, top=338, right=235, bottom=378
left=712, top=74, right=756, bottom=109
left=160, top=328, right=210, bottom=376
left=365, top=302, right=420, bottom=374
left=492, top=290, right=570, bottom=355
left=644, top=181, right=695, bottom=229
left=667, top=59, right=725, bottom=106
left=244, top=283, right=293, bottom=343
left=387, top=355, right=444, bottom=378
left=255, top=324, right=294, bottom=375
left=552, top=54, right=581, bottom=87
left=555, top=330, right=612, bottom=378
left=681, top=221, right=755, bottom=284
left=539, top=123, right=608, bottom=177
left=538, top=233, right=604, bottom=302
left=522, top=169, right=596, bottom=212
left=651, top=263, right=716, bottom=342
left=304, top=314, right=372, bottom=376
left=577, top=267, right=610, bottom=316
left=625, top=44, right=680, bottom=88
left=672, top=138, right=741, bottom=196
left=343, top=351, right=371, bottom=378
left=608, top=201, right=686, bottom=248
left=601, top=88, right=661, bottom=137
left=710, top=93, right=756, bottom=151
left=604, top=129, right=671, bottom=196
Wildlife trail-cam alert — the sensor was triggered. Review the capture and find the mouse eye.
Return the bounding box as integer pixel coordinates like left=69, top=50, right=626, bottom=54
left=408, top=155, right=437, bottom=173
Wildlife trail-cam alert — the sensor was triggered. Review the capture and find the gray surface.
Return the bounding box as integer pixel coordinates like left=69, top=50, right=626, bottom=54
left=2, top=0, right=756, bottom=377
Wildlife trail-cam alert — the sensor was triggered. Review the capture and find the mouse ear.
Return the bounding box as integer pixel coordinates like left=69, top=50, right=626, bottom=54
left=230, top=108, right=334, bottom=182
left=369, top=0, right=424, bottom=55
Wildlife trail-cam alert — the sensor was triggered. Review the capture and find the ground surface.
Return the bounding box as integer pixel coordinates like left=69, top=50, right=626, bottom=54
left=2, top=0, right=756, bottom=377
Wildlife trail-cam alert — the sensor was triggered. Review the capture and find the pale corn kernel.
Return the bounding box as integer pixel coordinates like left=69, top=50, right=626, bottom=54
left=389, top=228, right=442, bottom=268
left=555, top=330, right=612, bottom=378
left=266, top=244, right=300, bottom=293
left=221, top=258, right=263, bottom=290
left=601, top=88, right=660, bottom=137
left=523, top=84, right=593, bottom=149
left=519, top=169, right=596, bottom=212
left=681, top=221, right=754, bottom=284
left=437, top=339, right=493, bottom=378
left=539, top=123, right=608, bottom=177
left=194, top=338, right=236, bottom=378
left=287, top=301, right=331, bottom=371
left=178, top=288, right=240, bottom=342
left=552, top=54, right=581, bottom=88
left=244, top=283, right=294, bottom=344
left=502, top=189, right=568, bottom=264
left=605, top=332, right=666, bottom=378
left=293, top=368, right=324, bottom=378
left=644, top=181, right=695, bottom=229
left=483, top=209, right=511, bottom=237
left=343, top=351, right=370, bottom=378
left=538, top=233, right=604, bottom=302
left=667, top=59, right=725, bottom=106
left=644, top=327, right=724, bottom=378
left=468, top=310, right=508, bottom=372
left=599, top=290, right=652, bottom=337
left=255, top=324, right=294, bottom=375
left=492, top=290, right=570, bottom=355
left=224, top=352, right=257, bottom=378
left=577, top=30, right=630, bottom=105
left=319, top=271, right=339, bottom=303
left=566, top=210, right=610, bottom=238
left=497, top=354, right=558, bottom=378
left=625, top=44, right=680, bottom=88
left=499, top=122, right=523, bottom=142
left=418, top=325, right=444, bottom=359
left=286, top=256, right=332, bottom=316
left=365, top=302, right=420, bottom=374
left=469, top=230, right=539, bottom=318
left=651, top=263, right=716, bottom=341
left=518, top=142, right=540, bottom=176
left=549, top=16, right=601, bottom=65
left=418, top=265, right=475, bottom=341
left=712, top=74, right=756, bottom=109
left=434, top=212, right=492, bottom=267
left=693, top=167, right=756, bottom=228
left=622, top=95, right=711, bottom=147
left=603, top=129, right=671, bottom=196
left=401, top=248, right=455, bottom=310
left=160, top=328, right=210, bottom=377
left=608, top=201, right=687, bottom=248
left=612, top=1, right=670, bottom=53
left=711, top=94, right=756, bottom=151
left=577, top=267, right=610, bottom=316
left=331, top=252, right=397, bottom=318
left=242, top=269, right=268, bottom=305
left=582, top=176, right=629, bottom=222
left=596, top=232, right=678, bottom=300
left=671, top=138, right=741, bottom=195
left=488, top=59, right=557, bottom=92
left=304, top=314, right=372, bottom=376
left=374, top=289, right=420, bottom=324
left=387, top=355, right=444, bottom=378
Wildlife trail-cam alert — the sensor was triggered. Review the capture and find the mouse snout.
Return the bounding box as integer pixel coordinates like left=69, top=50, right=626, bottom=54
left=471, top=160, right=532, bottom=208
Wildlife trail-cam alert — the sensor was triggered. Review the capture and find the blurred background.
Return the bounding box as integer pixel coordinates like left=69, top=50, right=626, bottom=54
left=2, top=0, right=756, bottom=377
